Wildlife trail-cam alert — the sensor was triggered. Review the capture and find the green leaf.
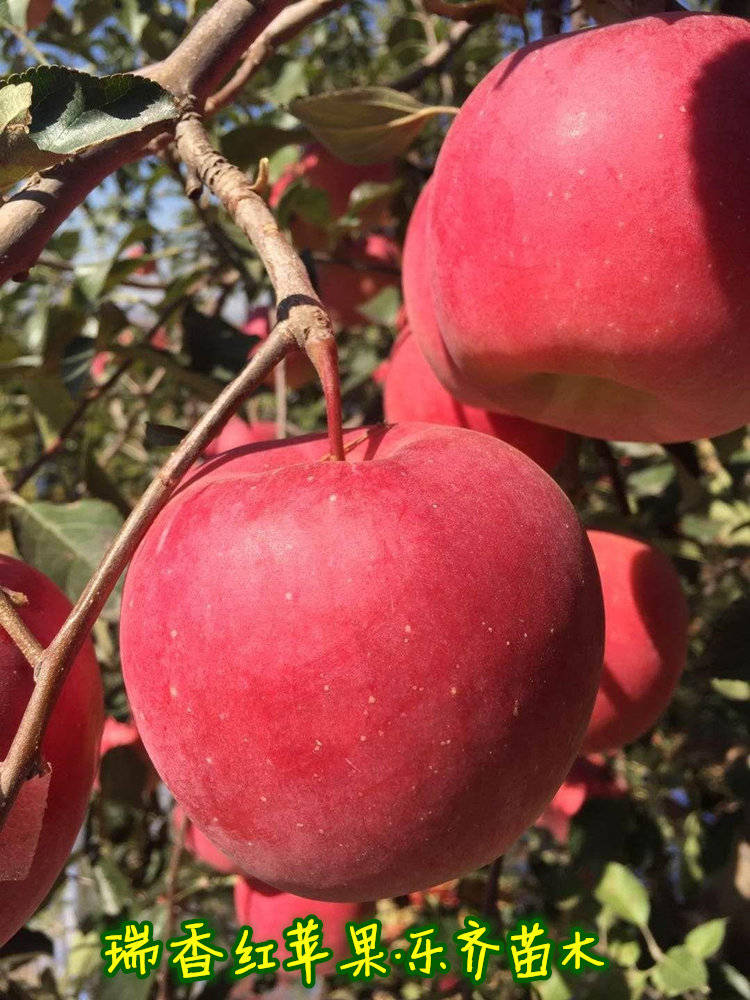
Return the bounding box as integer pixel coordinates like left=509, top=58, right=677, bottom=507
left=24, top=373, right=75, bottom=444
left=265, top=59, right=308, bottom=106
left=684, top=918, right=727, bottom=959
left=721, top=964, right=750, bottom=999
left=357, top=284, right=401, bottom=326
left=0, top=66, right=177, bottom=190
left=345, top=178, right=401, bottom=216
left=220, top=120, right=306, bottom=171
left=533, top=967, right=571, bottom=1000
left=608, top=939, right=641, bottom=968
left=0, top=0, right=32, bottom=29
left=650, top=946, right=708, bottom=997
left=290, top=86, right=452, bottom=165
left=594, top=862, right=650, bottom=927
left=711, top=678, right=750, bottom=700
left=0, top=79, right=32, bottom=130
left=9, top=497, right=124, bottom=620
left=276, top=179, right=331, bottom=230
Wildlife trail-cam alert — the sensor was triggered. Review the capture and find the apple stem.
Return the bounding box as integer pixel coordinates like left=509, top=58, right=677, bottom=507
left=274, top=356, right=288, bottom=439
left=306, top=335, right=346, bottom=462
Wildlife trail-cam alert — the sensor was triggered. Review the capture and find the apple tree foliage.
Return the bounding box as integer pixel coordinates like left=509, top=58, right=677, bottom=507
left=0, top=1, right=748, bottom=998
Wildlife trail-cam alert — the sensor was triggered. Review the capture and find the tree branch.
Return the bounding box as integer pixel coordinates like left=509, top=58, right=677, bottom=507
left=206, top=0, right=347, bottom=114
left=174, top=112, right=344, bottom=462
left=0, top=0, right=289, bottom=287
left=423, top=0, right=524, bottom=25
left=0, top=326, right=296, bottom=821
left=0, top=588, right=44, bottom=676
left=390, top=19, right=477, bottom=91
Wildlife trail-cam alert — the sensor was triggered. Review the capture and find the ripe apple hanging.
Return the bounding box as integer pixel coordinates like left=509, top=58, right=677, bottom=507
left=120, top=423, right=604, bottom=900
left=426, top=13, right=750, bottom=442
left=0, top=557, right=103, bottom=947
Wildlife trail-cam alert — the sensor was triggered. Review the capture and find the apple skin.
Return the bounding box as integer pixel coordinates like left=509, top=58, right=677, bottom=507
left=120, top=423, right=604, bottom=901
left=315, top=234, right=401, bottom=329
left=173, top=805, right=240, bottom=874
left=426, top=14, right=750, bottom=442
left=535, top=755, right=627, bottom=841
left=0, top=556, right=103, bottom=947
left=174, top=805, right=283, bottom=890
left=234, top=876, right=372, bottom=979
left=204, top=419, right=276, bottom=459
left=381, top=319, right=567, bottom=474
left=270, top=145, right=395, bottom=251
left=402, top=181, right=498, bottom=410
left=582, top=530, right=689, bottom=754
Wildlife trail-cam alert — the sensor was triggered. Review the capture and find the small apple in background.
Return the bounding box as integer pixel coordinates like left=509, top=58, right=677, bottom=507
left=242, top=306, right=316, bottom=390
left=124, top=243, right=157, bottom=277
left=97, top=716, right=157, bottom=801
left=582, top=529, right=689, bottom=754
left=120, top=422, right=604, bottom=901
left=536, top=756, right=627, bottom=842
left=90, top=326, right=168, bottom=383
left=25, top=0, right=52, bottom=30
left=90, top=352, right=111, bottom=382
left=234, top=876, right=372, bottom=979
left=426, top=13, right=750, bottom=441
left=270, top=144, right=395, bottom=251
left=0, top=556, right=103, bottom=947
left=203, top=418, right=276, bottom=458
left=380, top=315, right=567, bottom=474
left=173, top=805, right=239, bottom=875
left=314, top=233, right=401, bottom=330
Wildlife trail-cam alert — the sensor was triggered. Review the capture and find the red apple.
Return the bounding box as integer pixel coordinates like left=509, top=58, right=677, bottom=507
left=316, top=234, right=401, bottom=329
left=204, top=418, right=277, bottom=458
left=426, top=14, right=750, bottom=442
left=234, top=876, right=371, bottom=978
left=270, top=145, right=395, bottom=251
left=0, top=556, right=103, bottom=947
left=381, top=321, right=567, bottom=474
left=536, top=755, right=627, bottom=841
left=402, top=181, right=498, bottom=409
left=173, top=805, right=240, bottom=874
left=582, top=530, right=689, bottom=753
left=242, top=307, right=316, bottom=390
left=120, top=423, right=603, bottom=900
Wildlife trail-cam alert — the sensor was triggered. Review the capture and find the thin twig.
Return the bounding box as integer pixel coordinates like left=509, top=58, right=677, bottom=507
left=0, top=16, right=50, bottom=65
left=0, top=589, right=44, bottom=676
left=36, top=253, right=170, bottom=290
left=541, top=0, right=563, bottom=35
left=0, top=328, right=296, bottom=825
left=206, top=0, right=347, bottom=114
left=423, top=0, right=525, bottom=25
left=156, top=811, right=188, bottom=1000
left=275, top=356, right=288, bottom=439
left=173, top=111, right=343, bottom=460
left=593, top=439, right=633, bottom=517
left=12, top=359, right=133, bottom=493
left=0, top=0, right=292, bottom=285
left=390, top=19, right=476, bottom=91
left=482, top=854, right=504, bottom=921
